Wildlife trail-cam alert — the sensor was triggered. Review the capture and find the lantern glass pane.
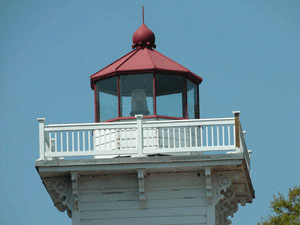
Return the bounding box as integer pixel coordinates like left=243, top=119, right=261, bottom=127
left=156, top=74, right=186, bottom=118
left=187, top=80, right=198, bottom=119
left=120, top=74, right=153, bottom=117
left=96, top=77, right=118, bottom=121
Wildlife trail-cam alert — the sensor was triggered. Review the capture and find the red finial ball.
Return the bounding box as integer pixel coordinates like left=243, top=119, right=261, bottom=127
left=132, top=24, right=156, bottom=49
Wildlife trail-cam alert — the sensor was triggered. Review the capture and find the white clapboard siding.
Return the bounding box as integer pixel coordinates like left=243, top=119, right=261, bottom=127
left=79, top=172, right=207, bottom=225
left=81, top=197, right=206, bottom=211
left=81, top=216, right=207, bottom=225
left=81, top=207, right=206, bottom=219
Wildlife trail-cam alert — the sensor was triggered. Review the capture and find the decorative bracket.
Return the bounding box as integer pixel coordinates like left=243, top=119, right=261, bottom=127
left=215, top=174, right=241, bottom=225
left=43, top=177, right=73, bottom=218
left=218, top=187, right=239, bottom=225
left=205, top=167, right=212, bottom=205
left=216, top=175, right=232, bottom=204
left=43, top=173, right=80, bottom=218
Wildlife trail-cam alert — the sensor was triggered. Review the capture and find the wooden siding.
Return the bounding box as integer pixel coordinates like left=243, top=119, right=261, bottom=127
left=79, top=172, right=207, bottom=225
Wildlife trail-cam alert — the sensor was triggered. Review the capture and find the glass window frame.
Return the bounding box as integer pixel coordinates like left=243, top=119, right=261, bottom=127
left=94, top=73, right=199, bottom=122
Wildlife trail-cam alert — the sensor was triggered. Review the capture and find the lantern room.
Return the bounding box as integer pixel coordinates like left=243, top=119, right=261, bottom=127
left=90, top=23, right=203, bottom=122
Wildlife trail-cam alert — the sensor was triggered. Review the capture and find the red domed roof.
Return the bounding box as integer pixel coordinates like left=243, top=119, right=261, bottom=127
left=132, top=24, right=156, bottom=49
left=90, top=47, right=203, bottom=89
left=90, top=23, right=203, bottom=89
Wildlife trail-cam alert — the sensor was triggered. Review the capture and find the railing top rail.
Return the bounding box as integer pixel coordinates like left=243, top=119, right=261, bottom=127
left=44, top=117, right=235, bottom=128
left=45, top=120, right=137, bottom=128
left=44, top=121, right=138, bottom=131
left=143, top=118, right=235, bottom=128
left=144, top=117, right=235, bottom=125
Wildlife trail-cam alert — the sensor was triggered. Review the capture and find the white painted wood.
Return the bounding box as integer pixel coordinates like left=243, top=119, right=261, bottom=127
left=240, top=123, right=250, bottom=170
left=37, top=118, right=46, bottom=160
left=88, top=131, right=91, bottom=151
left=222, top=126, right=225, bottom=146
left=136, top=115, right=144, bottom=156
left=205, top=167, right=215, bottom=225
left=217, top=126, right=219, bottom=146
left=205, top=126, right=208, bottom=147
left=66, top=131, right=69, bottom=151
left=72, top=131, right=75, bottom=152
left=78, top=172, right=208, bottom=225
left=228, top=125, right=231, bottom=146
left=38, top=116, right=250, bottom=162
left=54, top=132, right=57, bottom=153
left=81, top=197, right=207, bottom=211
left=80, top=216, right=207, bottom=225
left=81, top=207, right=207, bottom=220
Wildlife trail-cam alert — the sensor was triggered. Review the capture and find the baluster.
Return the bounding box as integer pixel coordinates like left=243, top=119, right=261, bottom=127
left=173, top=128, right=175, bottom=148
left=130, top=128, right=133, bottom=149
left=184, top=127, right=186, bottom=148
left=179, top=127, right=182, bottom=148
left=211, top=126, right=214, bottom=146
left=54, top=132, right=57, bottom=152
left=228, top=126, right=231, bottom=146
left=66, top=132, right=69, bottom=152
left=200, top=126, right=203, bottom=147
left=48, top=132, right=51, bottom=152
left=167, top=128, right=170, bottom=148
left=83, top=131, right=86, bottom=151
left=98, top=129, right=101, bottom=151
left=189, top=127, right=192, bottom=147
left=222, top=126, right=225, bottom=146
left=88, top=131, right=91, bottom=151
left=60, top=132, right=63, bottom=152
left=233, top=124, right=236, bottom=147
left=217, top=126, right=220, bottom=146
left=109, top=129, right=112, bottom=150
left=72, top=131, right=75, bottom=152
left=195, top=126, right=198, bottom=147
left=206, top=126, right=208, bottom=146
left=77, top=131, right=80, bottom=151
left=162, top=128, right=165, bottom=148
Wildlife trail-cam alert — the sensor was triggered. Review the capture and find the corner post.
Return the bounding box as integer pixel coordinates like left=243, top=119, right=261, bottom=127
left=135, top=115, right=144, bottom=156
left=232, top=111, right=241, bottom=150
left=37, top=118, right=46, bottom=160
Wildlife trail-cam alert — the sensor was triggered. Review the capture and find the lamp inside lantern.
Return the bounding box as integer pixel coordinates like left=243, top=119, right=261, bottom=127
left=130, top=89, right=150, bottom=116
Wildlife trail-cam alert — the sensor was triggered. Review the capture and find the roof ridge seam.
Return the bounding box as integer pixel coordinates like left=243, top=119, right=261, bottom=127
left=115, top=48, right=140, bottom=71
left=146, top=49, right=157, bottom=69
left=90, top=49, right=135, bottom=78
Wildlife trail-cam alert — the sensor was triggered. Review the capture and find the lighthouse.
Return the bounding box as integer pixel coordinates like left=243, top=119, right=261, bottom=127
left=36, top=20, right=254, bottom=225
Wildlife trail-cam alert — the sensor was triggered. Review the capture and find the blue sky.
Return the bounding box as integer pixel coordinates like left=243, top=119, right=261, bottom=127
left=1, top=1, right=300, bottom=224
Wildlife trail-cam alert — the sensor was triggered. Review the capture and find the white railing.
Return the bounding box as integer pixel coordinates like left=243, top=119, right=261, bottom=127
left=37, top=112, right=250, bottom=169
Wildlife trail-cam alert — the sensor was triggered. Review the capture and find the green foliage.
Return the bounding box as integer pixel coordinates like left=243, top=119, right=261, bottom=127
left=258, top=184, right=300, bottom=225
